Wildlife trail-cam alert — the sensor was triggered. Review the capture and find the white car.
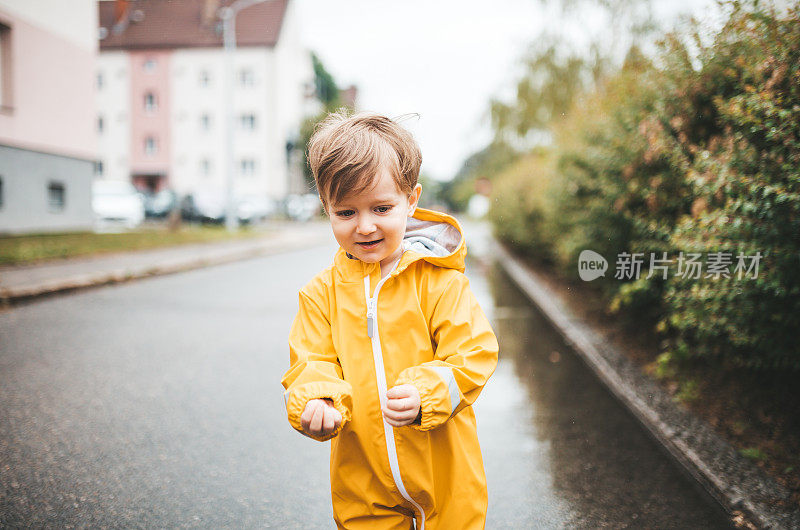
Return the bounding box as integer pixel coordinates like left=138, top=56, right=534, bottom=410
left=285, top=193, right=321, bottom=222
left=92, top=180, right=145, bottom=231
left=236, top=195, right=276, bottom=224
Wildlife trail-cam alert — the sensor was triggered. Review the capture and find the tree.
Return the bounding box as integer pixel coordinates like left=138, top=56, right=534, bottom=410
left=311, top=52, right=340, bottom=108
left=297, top=53, right=354, bottom=191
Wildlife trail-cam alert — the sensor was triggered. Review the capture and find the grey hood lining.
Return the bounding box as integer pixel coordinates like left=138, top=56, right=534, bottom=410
left=402, top=217, right=462, bottom=258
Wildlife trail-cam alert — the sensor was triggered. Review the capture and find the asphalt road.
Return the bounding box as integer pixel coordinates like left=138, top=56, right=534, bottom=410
left=0, top=240, right=732, bottom=528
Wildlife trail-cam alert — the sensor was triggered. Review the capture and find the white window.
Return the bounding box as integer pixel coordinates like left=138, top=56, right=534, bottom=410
left=239, top=159, right=256, bottom=176
left=239, top=69, right=255, bottom=87
left=240, top=114, right=256, bottom=130
left=200, top=113, right=211, bottom=131
left=144, top=92, right=157, bottom=112
left=97, top=115, right=104, bottom=134
left=199, top=69, right=211, bottom=87
left=94, top=161, right=104, bottom=176
left=144, top=136, right=158, bottom=156
left=96, top=72, right=104, bottom=91
left=143, top=59, right=156, bottom=72
left=48, top=181, right=65, bottom=211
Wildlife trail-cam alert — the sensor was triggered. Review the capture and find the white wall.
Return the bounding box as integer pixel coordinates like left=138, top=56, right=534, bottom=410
left=272, top=0, right=313, bottom=195
left=96, top=51, right=130, bottom=182
left=170, top=47, right=277, bottom=199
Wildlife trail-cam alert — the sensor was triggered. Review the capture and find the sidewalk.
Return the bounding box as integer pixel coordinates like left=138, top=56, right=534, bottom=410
left=0, top=222, right=331, bottom=304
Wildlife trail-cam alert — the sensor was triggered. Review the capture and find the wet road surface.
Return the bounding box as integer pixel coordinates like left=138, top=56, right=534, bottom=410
left=0, top=240, right=731, bottom=528
left=471, top=263, right=731, bottom=528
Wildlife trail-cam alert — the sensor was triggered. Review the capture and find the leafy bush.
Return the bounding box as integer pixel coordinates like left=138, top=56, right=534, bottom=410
left=660, top=2, right=800, bottom=370
left=488, top=150, right=559, bottom=261
left=490, top=0, right=800, bottom=371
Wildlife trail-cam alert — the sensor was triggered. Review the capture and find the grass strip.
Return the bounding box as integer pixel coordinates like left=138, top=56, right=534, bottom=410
left=0, top=225, right=269, bottom=266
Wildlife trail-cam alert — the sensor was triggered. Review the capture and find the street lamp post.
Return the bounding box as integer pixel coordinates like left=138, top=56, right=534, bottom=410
left=219, top=0, right=271, bottom=232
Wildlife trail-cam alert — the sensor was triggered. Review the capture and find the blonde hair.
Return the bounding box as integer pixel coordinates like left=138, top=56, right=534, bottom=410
left=307, top=110, right=422, bottom=208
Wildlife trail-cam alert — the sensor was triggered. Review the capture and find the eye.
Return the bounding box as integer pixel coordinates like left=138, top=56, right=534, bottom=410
left=374, top=205, right=392, bottom=214
left=335, top=209, right=355, bottom=218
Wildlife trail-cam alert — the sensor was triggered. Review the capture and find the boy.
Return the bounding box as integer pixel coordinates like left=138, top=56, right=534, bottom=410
left=281, top=111, right=498, bottom=529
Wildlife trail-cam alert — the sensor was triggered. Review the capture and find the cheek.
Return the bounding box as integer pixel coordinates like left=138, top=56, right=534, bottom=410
left=384, top=215, right=408, bottom=240
left=330, top=220, right=350, bottom=241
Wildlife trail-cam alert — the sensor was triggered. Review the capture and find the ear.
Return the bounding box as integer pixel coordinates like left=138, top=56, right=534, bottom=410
left=407, top=183, right=422, bottom=216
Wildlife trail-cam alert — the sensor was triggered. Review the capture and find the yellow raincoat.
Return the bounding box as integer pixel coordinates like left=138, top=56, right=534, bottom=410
left=282, top=208, right=498, bottom=529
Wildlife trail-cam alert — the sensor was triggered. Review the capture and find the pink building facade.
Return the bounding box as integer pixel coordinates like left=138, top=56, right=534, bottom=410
left=129, top=50, right=171, bottom=192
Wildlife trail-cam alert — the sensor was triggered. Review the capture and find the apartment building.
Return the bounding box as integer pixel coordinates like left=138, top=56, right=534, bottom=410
left=96, top=0, right=311, bottom=203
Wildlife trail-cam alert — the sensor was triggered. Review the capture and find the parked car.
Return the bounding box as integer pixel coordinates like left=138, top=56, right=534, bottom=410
left=179, top=192, right=226, bottom=224
left=143, top=189, right=178, bottom=219
left=180, top=191, right=278, bottom=225
left=285, top=193, right=321, bottom=222
left=235, top=195, right=277, bottom=225
left=92, top=180, right=145, bottom=231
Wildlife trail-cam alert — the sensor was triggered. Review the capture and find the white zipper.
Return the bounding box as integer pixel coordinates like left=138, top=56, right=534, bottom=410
left=367, top=297, right=377, bottom=338
left=364, top=273, right=426, bottom=530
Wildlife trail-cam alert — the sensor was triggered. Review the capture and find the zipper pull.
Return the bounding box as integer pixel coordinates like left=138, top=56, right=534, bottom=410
left=367, top=299, right=376, bottom=338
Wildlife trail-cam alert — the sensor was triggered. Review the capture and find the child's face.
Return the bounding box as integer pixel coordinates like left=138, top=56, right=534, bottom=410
left=327, top=167, right=421, bottom=270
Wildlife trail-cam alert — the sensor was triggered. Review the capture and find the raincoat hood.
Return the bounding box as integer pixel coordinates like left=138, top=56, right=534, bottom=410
left=334, top=208, right=467, bottom=279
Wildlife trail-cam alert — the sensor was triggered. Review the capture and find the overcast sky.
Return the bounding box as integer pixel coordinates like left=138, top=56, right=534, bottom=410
left=295, top=0, right=722, bottom=181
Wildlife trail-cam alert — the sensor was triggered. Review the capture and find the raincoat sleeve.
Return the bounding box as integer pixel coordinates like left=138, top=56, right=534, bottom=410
left=394, top=273, right=498, bottom=431
left=281, top=287, right=353, bottom=442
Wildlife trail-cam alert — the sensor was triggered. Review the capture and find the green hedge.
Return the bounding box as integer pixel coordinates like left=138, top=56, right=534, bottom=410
left=488, top=150, right=559, bottom=261
left=490, top=1, right=800, bottom=370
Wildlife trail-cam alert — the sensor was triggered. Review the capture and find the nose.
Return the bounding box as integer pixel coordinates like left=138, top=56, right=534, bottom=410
left=356, top=214, right=377, bottom=235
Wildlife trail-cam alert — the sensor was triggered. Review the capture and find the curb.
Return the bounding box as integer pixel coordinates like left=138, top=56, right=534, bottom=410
left=0, top=233, right=330, bottom=306
left=490, top=240, right=800, bottom=530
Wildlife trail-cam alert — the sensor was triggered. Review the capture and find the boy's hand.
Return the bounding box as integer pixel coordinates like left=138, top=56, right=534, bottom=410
left=301, top=398, right=342, bottom=438
left=383, top=384, right=421, bottom=427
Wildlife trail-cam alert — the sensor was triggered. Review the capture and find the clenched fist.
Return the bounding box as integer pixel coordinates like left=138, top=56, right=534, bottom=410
left=382, top=384, right=421, bottom=427
left=301, top=398, right=342, bottom=438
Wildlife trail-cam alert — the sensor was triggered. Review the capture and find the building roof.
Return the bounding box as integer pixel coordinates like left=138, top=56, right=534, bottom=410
left=98, top=0, right=289, bottom=50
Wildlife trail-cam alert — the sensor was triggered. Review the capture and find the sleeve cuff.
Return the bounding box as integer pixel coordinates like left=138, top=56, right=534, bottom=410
left=284, top=381, right=353, bottom=441
left=395, top=365, right=460, bottom=431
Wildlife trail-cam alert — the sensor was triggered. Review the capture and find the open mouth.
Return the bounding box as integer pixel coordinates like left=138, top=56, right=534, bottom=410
left=355, top=239, right=383, bottom=249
